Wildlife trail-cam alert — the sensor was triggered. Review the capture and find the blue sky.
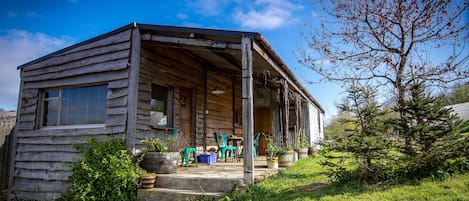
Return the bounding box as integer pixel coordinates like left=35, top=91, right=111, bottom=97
left=0, top=0, right=342, bottom=122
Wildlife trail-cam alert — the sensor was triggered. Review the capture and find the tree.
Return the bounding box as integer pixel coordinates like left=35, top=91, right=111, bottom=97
left=393, top=81, right=466, bottom=178
left=322, top=82, right=392, bottom=183
left=298, top=0, right=468, bottom=151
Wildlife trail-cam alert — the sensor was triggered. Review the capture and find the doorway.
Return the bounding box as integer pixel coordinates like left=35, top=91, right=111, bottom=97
left=179, top=87, right=194, bottom=146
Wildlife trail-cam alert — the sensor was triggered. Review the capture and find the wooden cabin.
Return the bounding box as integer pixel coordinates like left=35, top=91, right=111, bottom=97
left=8, top=23, right=324, bottom=200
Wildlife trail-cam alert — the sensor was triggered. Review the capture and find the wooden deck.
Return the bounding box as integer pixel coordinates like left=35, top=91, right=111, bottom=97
left=138, top=156, right=282, bottom=201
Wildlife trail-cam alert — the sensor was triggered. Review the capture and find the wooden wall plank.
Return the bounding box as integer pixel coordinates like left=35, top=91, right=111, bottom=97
left=16, top=152, right=81, bottom=162
left=23, top=58, right=129, bottom=82
left=16, top=168, right=72, bottom=181
left=12, top=178, right=70, bottom=192
left=23, top=69, right=129, bottom=89
left=25, top=41, right=131, bottom=71
left=16, top=144, right=76, bottom=153
left=15, top=162, right=72, bottom=171
left=23, top=49, right=130, bottom=77
left=61, top=29, right=131, bottom=54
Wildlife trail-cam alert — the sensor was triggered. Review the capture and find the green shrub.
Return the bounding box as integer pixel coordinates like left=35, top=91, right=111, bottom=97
left=68, top=138, right=140, bottom=201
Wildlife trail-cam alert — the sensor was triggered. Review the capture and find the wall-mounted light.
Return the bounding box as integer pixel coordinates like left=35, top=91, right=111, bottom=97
left=180, top=95, right=186, bottom=107
left=211, top=85, right=226, bottom=95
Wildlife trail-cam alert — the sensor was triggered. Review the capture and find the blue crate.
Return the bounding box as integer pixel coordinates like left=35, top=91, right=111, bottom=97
left=199, top=153, right=217, bottom=165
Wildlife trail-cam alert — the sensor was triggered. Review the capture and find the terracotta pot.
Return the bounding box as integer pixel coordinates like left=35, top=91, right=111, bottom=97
left=140, top=175, right=156, bottom=189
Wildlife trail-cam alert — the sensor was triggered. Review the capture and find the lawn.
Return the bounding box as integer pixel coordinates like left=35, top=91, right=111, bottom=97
left=220, top=155, right=469, bottom=201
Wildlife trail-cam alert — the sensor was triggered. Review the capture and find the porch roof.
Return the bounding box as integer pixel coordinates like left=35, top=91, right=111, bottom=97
left=17, top=22, right=324, bottom=113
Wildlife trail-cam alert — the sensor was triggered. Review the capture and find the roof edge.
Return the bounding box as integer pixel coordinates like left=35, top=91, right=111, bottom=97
left=17, top=23, right=135, bottom=69
left=255, top=36, right=325, bottom=113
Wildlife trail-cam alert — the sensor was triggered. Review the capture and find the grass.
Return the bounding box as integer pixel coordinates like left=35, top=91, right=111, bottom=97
left=218, top=155, right=469, bottom=201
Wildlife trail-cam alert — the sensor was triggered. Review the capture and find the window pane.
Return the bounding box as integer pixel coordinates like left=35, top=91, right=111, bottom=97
left=45, top=90, right=59, bottom=98
left=60, top=85, right=107, bottom=125
left=43, top=99, right=60, bottom=126
left=151, top=84, right=169, bottom=126
left=43, top=85, right=107, bottom=126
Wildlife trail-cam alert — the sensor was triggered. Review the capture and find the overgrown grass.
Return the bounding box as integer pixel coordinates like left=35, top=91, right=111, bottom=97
left=218, top=155, right=469, bottom=201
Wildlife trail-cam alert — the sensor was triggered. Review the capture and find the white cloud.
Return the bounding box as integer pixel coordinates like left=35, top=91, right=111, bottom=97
left=233, top=0, right=303, bottom=30
left=186, top=0, right=229, bottom=16
left=0, top=30, right=72, bottom=110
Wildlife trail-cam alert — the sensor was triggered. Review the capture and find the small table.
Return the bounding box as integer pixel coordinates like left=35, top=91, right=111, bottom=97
left=228, top=136, right=243, bottom=161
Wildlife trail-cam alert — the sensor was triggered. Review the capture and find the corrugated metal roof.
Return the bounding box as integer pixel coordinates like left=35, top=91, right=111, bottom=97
left=447, top=102, right=469, bottom=120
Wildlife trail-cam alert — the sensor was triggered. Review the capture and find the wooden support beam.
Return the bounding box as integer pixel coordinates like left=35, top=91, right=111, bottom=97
left=203, top=66, right=208, bottom=151
left=242, top=37, right=254, bottom=185
left=126, top=26, right=141, bottom=155
left=281, top=80, right=289, bottom=146
left=142, top=34, right=241, bottom=50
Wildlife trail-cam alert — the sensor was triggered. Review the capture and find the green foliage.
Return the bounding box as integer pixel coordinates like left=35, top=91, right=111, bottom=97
left=68, top=138, right=140, bottom=201
left=266, top=138, right=281, bottom=158
left=440, top=84, right=469, bottom=105
left=393, top=82, right=466, bottom=180
left=217, top=154, right=469, bottom=201
left=324, top=114, right=356, bottom=140
left=322, top=82, right=394, bottom=183
left=141, top=138, right=168, bottom=152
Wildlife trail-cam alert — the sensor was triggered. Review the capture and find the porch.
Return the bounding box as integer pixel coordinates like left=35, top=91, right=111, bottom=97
left=138, top=156, right=281, bottom=201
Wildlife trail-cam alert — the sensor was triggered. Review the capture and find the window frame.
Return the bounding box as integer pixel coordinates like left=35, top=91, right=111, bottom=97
left=150, top=83, right=174, bottom=128
left=39, top=83, right=108, bottom=129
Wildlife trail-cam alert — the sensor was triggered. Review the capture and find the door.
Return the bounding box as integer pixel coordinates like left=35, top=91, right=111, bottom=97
left=254, top=107, right=272, bottom=155
left=179, top=87, right=194, bottom=146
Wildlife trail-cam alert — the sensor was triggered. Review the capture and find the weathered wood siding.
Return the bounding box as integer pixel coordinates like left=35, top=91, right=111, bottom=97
left=137, top=45, right=205, bottom=148
left=12, top=29, right=132, bottom=200
left=136, top=43, right=237, bottom=150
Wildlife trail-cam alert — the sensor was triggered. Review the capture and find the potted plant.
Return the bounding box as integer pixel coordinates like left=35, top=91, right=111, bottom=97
left=278, top=144, right=294, bottom=167
left=294, top=126, right=309, bottom=159
left=266, top=139, right=280, bottom=169
left=141, top=136, right=181, bottom=174
left=139, top=170, right=157, bottom=189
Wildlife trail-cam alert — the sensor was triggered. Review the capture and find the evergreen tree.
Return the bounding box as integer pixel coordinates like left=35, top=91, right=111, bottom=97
left=322, top=82, right=392, bottom=183
left=394, top=82, right=465, bottom=177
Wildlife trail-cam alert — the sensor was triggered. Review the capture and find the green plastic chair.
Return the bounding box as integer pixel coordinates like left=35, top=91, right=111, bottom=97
left=172, top=129, right=198, bottom=170
left=253, top=132, right=261, bottom=159
left=213, top=132, right=237, bottom=162
left=180, top=147, right=198, bottom=170
left=239, top=132, right=261, bottom=159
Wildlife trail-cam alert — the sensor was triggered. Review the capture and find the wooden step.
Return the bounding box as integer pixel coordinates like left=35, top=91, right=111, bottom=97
left=138, top=188, right=225, bottom=201
left=155, top=175, right=245, bottom=193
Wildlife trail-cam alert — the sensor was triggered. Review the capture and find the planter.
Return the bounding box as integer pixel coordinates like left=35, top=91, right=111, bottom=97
left=141, top=152, right=179, bottom=174
left=267, top=157, right=279, bottom=169
left=296, top=148, right=309, bottom=159
left=140, top=175, right=156, bottom=189
left=308, top=146, right=317, bottom=155
left=278, top=150, right=294, bottom=167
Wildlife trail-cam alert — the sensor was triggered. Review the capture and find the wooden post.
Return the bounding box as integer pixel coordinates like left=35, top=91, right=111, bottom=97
left=241, top=36, right=254, bottom=184
left=126, top=25, right=140, bottom=155
left=7, top=69, right=23, bottom=200
left=281, top=80, right=289, bottom=146
left=203, top=66, right=208, bottom=152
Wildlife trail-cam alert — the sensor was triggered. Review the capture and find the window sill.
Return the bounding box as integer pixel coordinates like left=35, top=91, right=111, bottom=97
left=150, top=124, right=176, bottom=131
left=41, top=124, right=106, bottom=130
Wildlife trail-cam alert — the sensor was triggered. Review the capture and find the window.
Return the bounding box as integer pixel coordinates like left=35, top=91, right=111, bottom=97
left=42, top=84, right=107, bottom=127
left=150, top=83, right=172, bottom=127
